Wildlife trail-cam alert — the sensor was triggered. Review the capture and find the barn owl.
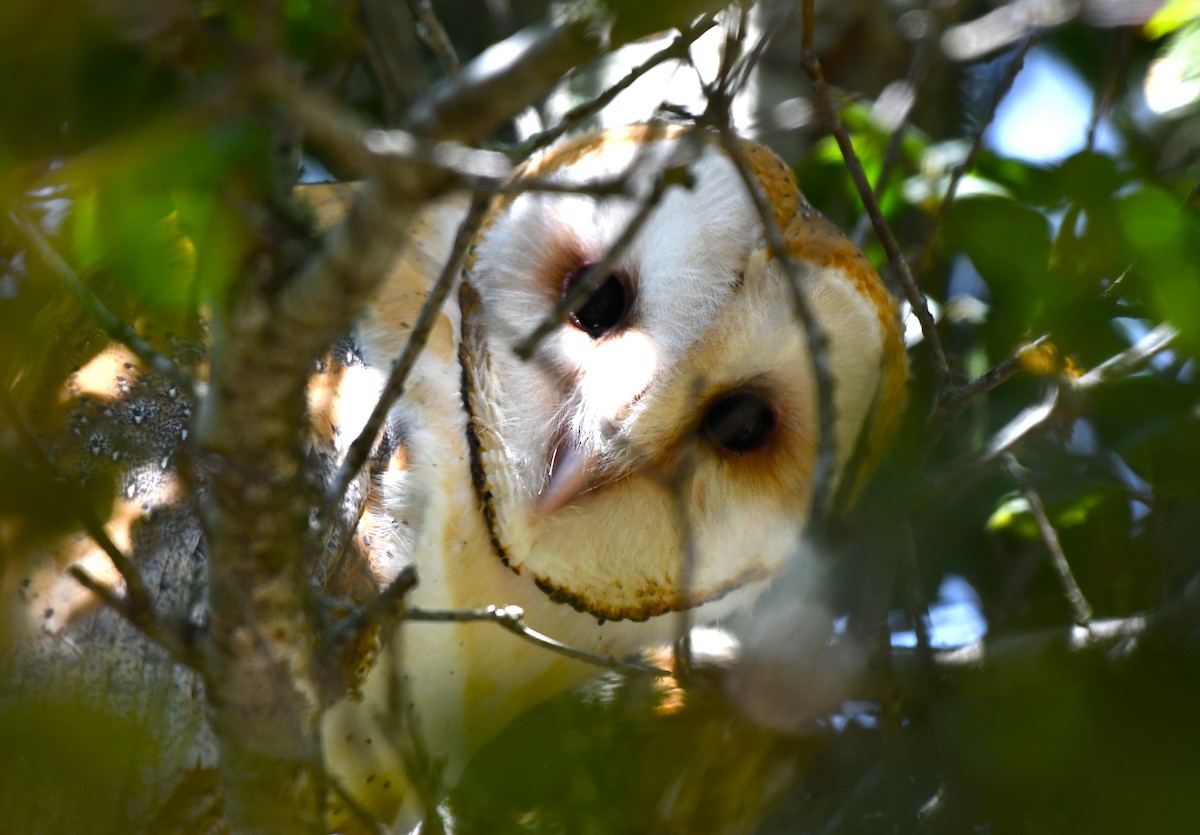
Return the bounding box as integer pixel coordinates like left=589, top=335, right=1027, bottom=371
left=318, top=123, right=908, bottom=831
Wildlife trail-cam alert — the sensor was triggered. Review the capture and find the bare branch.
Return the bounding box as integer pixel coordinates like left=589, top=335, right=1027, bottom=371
left=504, top=175, right=633, bottom=198
left=917, top=37, right=1036, bottom=274
left=897, top=521, right=934, bottom=665
left=903, top=615, right=1147, bottom=677
left=262, top=69, right=512, bottom=187
left=798, top=0, right=951, bottom=396
left=327, top=195, right=491, bottom=512
left=716, top=126, right=839, bottom=530
left=514, top=159, right=689, bottom=360
left=924, top=321, right=1179, bottom=501
left=1003, top=453, right=1093, bottom=626
left=511, top=14, right=717, bottom=156
left=9, top=208, right=198, bottom=400
left=1086, top=28, right=1130, bottom=151
left=68, top=565, right=206, bottom=674
left=940, top=0, right=1088, bottom=63
left=873, top=586, right=1200, bottom=702
left=405, top=7, right=613, bottom=142
left=360, top=0, right=421, bottom=120
left=942, top=333, right=1050, bottom=421
left=664, top=438, right=701, bottom=675
left=201, top=7, right=739, bottom=823
left=341, top=567, right=420, bottom=644
left=851, top=16, right=936, bottom=249
left=725, top=2, right=793, bottom=104
left=327, top=774, right=394, bottom=835
left=0, top=384, right=203, bottom=672
left=1073, top=321, right=1178, bottom=392
left=405, top=605, right=671, bottom=677
left=380, top=659, right=445, bottom=835
left=404, top=0, right=461, bottom=75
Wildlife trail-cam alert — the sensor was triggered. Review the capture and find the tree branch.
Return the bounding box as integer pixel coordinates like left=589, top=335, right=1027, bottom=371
left=404, top=0, right=461, bottom=75
left=923, top=322, right=1179, bottom=502
left=941, top=333, right=1050, bottom=421
left=9, top=208, right=197, bottom=400
left=716, top=126, right=839, bottom=530
left=405, top=605, right=671, bottom=677
left=404, top=6, right=613, bottom=142
left=916, top=36, right=1036, bottom=275
left=513, top=158, right=689, bottom=360
left=799, top=0, right=950, bottom=397
left=510, top=14, right=718, bottom=157
left=68, top=565, right=206, bottom=674
left=326, top=194, right=491, bottom=514
left=1003, top=452, right=1093, bottom=627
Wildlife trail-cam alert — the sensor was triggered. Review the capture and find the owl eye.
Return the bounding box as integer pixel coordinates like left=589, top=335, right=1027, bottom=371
left=563, top=263, right=630, bottom=339
left=702, top=391, right=776, bottom=453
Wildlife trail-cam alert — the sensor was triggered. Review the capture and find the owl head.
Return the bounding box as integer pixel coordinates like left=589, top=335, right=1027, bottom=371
left=460, top=124, right=907, bottom=624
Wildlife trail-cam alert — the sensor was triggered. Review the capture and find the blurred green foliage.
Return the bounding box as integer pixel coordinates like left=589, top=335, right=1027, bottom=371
left=0, top=697, right=159, bottom=832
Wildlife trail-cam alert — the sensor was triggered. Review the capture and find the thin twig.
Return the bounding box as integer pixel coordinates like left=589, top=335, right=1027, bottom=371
left=941, top=333, right=1050, bottom=421
left=398, top=699, right=445, bottom=835
left=941, top=386, right=1061, bottom=495
left=405, top=605, right=670, bottom=676
left=327, top=774, right=393, bottom=835
left=851, top=22, right=935, bottom=249
left=1086, top=28, right=1129, bottom=152
left=509, top=14, right=720, bottom=157
left=1003, top=453, right=1093, bottom=626
left=326, top=195, right=491, bottom=511
left=0, top=385, right=203, bottom=670
left=380, top=643, right=445, bottom=834
left=917, top=37, right=1036, bottom=275
left=688, top=6, right=840, bottom=527
left=709, top=3, right=749, bottom=106
left=897, top=521, right=933, bottom=664
left=900, top=615, right=1148, bottom=678
left=404, top=0, right=461, bottom=75
left=263, top=69, right=513, bottom=186
left=1073, top=321, right=1178, bottom=392
left=68, top=565, right=206, bottom=674
left=798, top=0, right=950, bottom=397
left=265, top=70, right=646, bottom=202
left=716, top=126, right=838, bottom=531
left=664, top=438, right=701, bottom=676
left=361, top=129, right=512, bottom=180
left=341, top=566, right=419, bottom=641
left=513, top=162, right=688, bottom=360
left=502, top=175, right=632, bottom=198
left=724, top=1, right=793, bottom=105
left=923, top=321, right=1179, bottom=501
left=404, top=7, right=613, bottom=143
left=359, top=0, right=411, bottom=121
left=9, top=209, right=198, bottom=399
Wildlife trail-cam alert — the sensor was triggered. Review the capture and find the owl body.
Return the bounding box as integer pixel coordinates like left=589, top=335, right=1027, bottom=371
left=322, top=126, right=907, bottom=829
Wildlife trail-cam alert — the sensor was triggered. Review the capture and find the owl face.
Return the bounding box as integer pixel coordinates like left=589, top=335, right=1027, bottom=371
left=462, top=127, right=904, bottom=622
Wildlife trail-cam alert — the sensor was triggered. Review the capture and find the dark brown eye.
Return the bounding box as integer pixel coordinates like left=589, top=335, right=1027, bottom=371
left=563, top=264, right=629, bottom=339
left=702, top=391, right=776, bottom=453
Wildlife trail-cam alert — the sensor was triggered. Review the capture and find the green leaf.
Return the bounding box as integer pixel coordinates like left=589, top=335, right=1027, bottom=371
left=62, top=123, right=269, bottom=314
left=1145, top=0, right=1200, bottom=38
left=986, top=494, right=1038, bottom=539
left=1118, top=184, right=1200, bottom=350
left=942, top=195, right=1052, bottom=347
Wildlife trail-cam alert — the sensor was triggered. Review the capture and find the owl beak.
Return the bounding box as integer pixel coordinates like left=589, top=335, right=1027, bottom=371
left=536, top=443, right=600, bottom=516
